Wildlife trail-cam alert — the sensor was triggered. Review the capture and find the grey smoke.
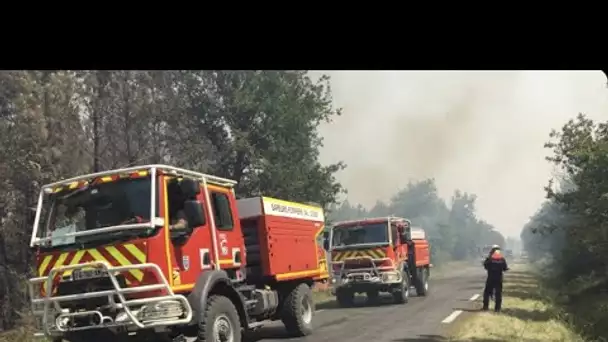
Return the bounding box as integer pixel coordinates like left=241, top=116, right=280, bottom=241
left=312, top=70, right=608, bottom=238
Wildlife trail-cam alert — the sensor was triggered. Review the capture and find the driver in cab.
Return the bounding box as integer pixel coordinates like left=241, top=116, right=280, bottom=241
left=169, top=206, right=188, bottom=231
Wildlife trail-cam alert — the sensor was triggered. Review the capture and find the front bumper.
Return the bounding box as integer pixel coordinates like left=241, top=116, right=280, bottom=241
left=28, top=261, right=192, bottom=339
left=331, top=270, right=402, bottom=294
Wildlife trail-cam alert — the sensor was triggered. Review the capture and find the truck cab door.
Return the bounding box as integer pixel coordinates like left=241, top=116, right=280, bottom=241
left=205, top=186, right=243, bottom=272
left=392, top=223, right=407, bottom=263
left=165, top=177, right=212, bottom=289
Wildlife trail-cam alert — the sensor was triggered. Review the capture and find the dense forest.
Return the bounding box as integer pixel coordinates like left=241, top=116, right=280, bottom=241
left=521, top=113, right=608, bottom=340
left=0, top=70, right=504, bottom=334
left=327, top=179, right=506, bottom=264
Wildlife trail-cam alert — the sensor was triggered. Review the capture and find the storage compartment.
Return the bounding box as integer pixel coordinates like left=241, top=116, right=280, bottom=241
left=237, top=197, right=325, bottom=280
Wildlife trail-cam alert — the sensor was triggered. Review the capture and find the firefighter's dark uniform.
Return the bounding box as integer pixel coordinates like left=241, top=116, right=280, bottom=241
left=482, top=249, right=508, bottom=312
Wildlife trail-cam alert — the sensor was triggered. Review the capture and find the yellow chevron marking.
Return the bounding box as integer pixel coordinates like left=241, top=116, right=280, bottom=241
left=63, top=250, right=86, bottom=276
left=137, top=171, right=148, bottom=176
left=54, top=253, right=69, bottom=270
left=38, top=255, right=53, bottom=277
left=369, top=249, right=381, bottom=259
left=335, top=249, right=387, bottom=260
left=105, top=246, right=144, bottom=281
left=124, top=244, right=146, bottom=263
left=100, top=176, right=113, bottom=182
left=87, top=248, right=110, bottom=265
left=68, top=182, right=79, bottom=189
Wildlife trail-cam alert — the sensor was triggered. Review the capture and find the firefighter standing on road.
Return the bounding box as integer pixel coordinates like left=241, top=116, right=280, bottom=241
left=482, top=244, right=509, bottom=312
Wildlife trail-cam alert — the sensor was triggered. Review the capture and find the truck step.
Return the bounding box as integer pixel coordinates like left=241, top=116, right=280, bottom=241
left=237, top=284, right=256, bottom=292
left=247, top=321, right=265, bottom=330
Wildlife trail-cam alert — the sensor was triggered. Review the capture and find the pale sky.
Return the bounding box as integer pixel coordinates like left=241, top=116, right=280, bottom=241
left=312, top=71, right=608, bottom=239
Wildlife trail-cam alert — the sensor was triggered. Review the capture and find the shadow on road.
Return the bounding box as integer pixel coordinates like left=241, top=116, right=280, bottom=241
left=244, top=325, right=291, bottom=342
left=453, top=306, right=483, bottom=313
left=392, top=334, right=509, bottom=342
left=244, top=317, right=349, bottom=342
left=462, top=285, right=484, bottom=291
left=315, top=294, right=413, bottom=310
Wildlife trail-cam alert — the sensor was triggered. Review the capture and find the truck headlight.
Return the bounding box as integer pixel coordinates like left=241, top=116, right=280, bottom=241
left=382, top=272, right=400, bottom=282
left=138, top=300, right=184, bottom=322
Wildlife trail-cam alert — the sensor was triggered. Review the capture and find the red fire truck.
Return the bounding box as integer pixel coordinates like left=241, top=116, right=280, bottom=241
left=326, top=217, right=431, bottom=306
left=28, top=165, right=328, bottom=342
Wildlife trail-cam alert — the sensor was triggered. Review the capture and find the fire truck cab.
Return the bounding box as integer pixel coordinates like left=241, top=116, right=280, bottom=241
left=327, top=217, right=431, bottom=307
left=28, top=164, right=328, bottom=342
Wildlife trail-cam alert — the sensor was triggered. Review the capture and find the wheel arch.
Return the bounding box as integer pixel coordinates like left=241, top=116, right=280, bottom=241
left=187, top=270, right=249, bottom=330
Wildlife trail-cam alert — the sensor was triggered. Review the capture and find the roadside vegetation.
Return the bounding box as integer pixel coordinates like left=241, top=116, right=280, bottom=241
left=520, top=113, right=608, bottom=341
left=450, top=263, right=585, bottom=342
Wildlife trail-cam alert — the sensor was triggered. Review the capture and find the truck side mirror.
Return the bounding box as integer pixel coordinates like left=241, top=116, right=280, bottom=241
left=322, top=231, right=330, bottom=250
left=183, top=200, right=206, bottom=228
left=180, top=178, right=201, bottom=199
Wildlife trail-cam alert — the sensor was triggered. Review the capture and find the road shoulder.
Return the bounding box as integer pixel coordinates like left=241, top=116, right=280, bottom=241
left=448, top=263, right=584, bottom=342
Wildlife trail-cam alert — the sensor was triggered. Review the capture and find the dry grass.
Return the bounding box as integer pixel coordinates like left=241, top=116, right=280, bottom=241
left=0, top=317, right=40, bottom=342
left=449, top=263, right=586, bottom=342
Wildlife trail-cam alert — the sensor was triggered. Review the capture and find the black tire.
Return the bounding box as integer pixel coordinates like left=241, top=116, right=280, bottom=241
left=336, top=288, right=355, bottom=307
left=198, top=295, right=242, bottom=342
left=366, top=290, right=380, bottom=303
left=280, top=283, right=314, bottom=337
left=416, top=268, right=429, bottom=296
left=393, top=271, right=410, bottom=304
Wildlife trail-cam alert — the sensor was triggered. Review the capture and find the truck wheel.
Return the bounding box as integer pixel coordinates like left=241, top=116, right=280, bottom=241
left=280, top=283, right=314, bottom=337
left=198, top=295, right=242, bottom=342
left=366, top=290, right=380, bottom=303
left=393, top=272, right=410, bottom=304
left=336, top=289, right=354, bottom=307
left=416, top=268, right=429, bottom=296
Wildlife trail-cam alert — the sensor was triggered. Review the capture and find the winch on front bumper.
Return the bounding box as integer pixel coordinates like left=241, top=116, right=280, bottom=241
left=28, top=261, right=192, bottom=339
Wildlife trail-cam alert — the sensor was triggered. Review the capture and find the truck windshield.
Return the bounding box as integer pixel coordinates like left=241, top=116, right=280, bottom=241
left=37, top=177, right=153, bottom=247
left=331, top=223, right=389, bottom=247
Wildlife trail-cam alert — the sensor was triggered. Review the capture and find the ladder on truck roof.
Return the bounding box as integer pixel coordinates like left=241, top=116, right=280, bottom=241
left=42, top=164, right=238, bottom=189
left=332, top=216, right=411, bottom=227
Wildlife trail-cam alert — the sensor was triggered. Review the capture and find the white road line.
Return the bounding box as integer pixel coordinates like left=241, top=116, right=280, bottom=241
left=469, top=294, right=480, bottom=301
left=316, top=309, right=325, bottom=313
left=441, top=310, right=463, bottom=324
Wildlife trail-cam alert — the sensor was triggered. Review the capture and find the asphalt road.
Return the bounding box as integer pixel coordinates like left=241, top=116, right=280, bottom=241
left=246, top=265, right=486, bottom=342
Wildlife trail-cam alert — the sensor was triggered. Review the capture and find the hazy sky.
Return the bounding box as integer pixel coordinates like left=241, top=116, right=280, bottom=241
left=312, top=71, right=608, bottom=239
